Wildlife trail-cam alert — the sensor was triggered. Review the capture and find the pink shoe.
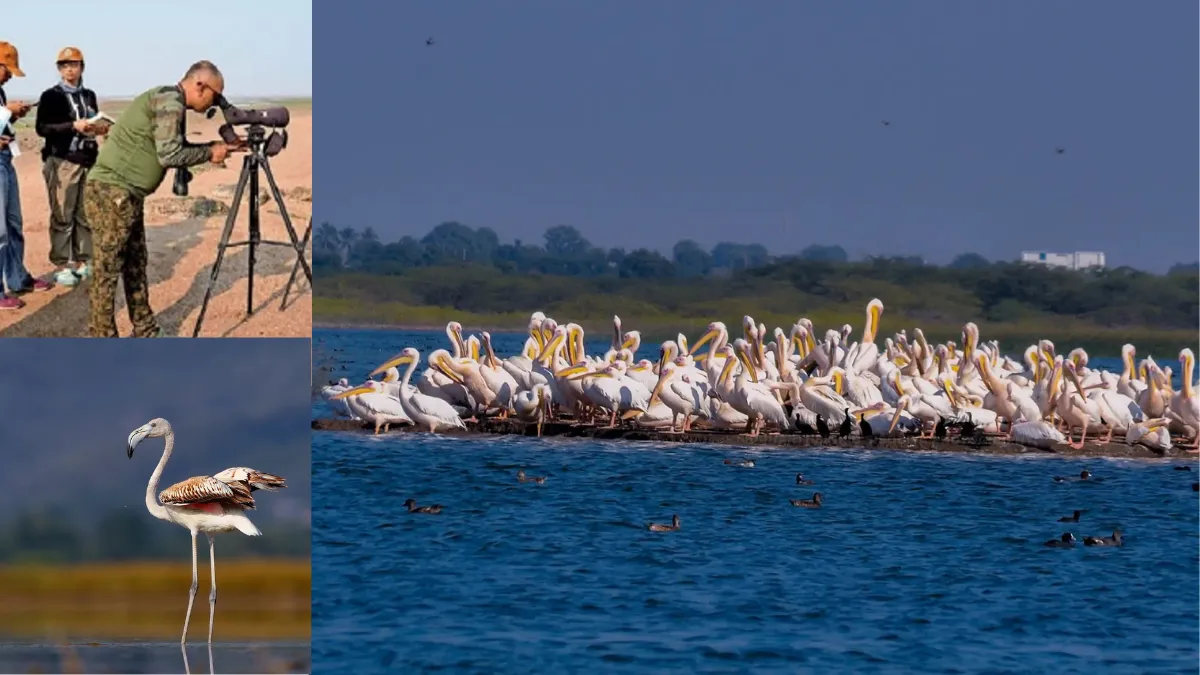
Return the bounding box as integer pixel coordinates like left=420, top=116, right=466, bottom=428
left=28, top=279, right=53, bottom=292
left=0, top=296, right=25, bottom=310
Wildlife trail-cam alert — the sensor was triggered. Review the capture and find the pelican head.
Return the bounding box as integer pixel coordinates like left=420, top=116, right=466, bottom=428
left=127, top=417, right=170, bottom=458
left=371, top=347, right=420, bottom=377
left=691, top=322, right=725, bottom=353
left=331, top=379, right=384, bottom=401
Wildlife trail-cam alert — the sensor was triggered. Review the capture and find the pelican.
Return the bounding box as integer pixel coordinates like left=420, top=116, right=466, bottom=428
left=371, top=348, right=469, bottom=432
left=1126, top=418, right=1173, bottom=451
left=1008, top=420, right=1066, bottom=450
left=1168, top=348, right=1200, bottom=450
left=320, top=378, right=356, bottom=418
left=850, top=395, right=915, bottom=437
left=513, top=383, right=553, bottom=437
left=649, top=363, right=707, bottom=432
left=720, top=340, right=791, bottom=436
left=330, top=380, right=412, bottom=434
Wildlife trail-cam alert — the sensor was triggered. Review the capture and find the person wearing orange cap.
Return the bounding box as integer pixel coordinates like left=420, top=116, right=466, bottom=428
left=36, top=46, right=104, bottom=289
left=0, top=41, right=55, bottom=312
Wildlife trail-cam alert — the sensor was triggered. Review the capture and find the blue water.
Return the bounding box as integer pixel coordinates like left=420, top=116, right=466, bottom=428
left=313, top=327, right=1200, bottom=674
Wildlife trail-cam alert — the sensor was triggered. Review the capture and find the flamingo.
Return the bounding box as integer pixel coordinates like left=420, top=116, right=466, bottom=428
left=126, top=418, right=287, bottom=645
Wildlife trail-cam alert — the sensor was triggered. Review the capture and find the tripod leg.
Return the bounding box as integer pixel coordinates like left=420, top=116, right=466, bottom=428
left=282, top=219, right=311, bottom=309
left=247, top=155, right=260, bottom=317
left=192, top=157, right=251, bottom=338
left=259, top=158, right=312, bottom=284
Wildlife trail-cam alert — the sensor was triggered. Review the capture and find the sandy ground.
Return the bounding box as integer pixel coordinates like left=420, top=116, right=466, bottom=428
left=1, top=102, right=311, bottom=337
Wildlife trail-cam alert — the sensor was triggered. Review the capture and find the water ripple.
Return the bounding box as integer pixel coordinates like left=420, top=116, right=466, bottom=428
left=314, top=329, right=1199, bottom=674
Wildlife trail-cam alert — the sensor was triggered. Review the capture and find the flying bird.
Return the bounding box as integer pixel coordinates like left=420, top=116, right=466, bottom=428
left=1055, top=147, right=1065, bottom=154
left=881, top=120, right=890, bottom=126
left=127, top=418, right=287, bottom=645
left=426, top=38, right=436, bottom=46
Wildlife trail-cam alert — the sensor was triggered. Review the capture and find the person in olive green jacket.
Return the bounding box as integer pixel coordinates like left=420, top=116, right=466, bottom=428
left=83, top=60, right=242, bottom=337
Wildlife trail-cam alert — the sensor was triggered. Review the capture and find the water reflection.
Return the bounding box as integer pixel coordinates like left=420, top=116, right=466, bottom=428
left=0, top=641, right=309, bottom=674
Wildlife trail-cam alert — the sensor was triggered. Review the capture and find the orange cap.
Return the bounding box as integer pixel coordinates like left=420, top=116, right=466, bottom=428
left=56, top=47, right=84, bottom=64
left=0, top=42, right=24, bottom=77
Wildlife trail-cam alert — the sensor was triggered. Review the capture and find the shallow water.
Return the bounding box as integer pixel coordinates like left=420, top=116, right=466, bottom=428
left=0, top=641, right=309, bottom=674
left=313, top=328, right=1199, bottom=673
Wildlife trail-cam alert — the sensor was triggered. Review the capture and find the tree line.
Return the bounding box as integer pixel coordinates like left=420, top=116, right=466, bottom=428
left=314, top=221, right=1198, bottom=279
left=0, top=507, right=311, bottom=564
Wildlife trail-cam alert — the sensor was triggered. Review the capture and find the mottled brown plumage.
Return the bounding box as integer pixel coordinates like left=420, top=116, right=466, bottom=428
left=159, top=468, right=286, bottom=510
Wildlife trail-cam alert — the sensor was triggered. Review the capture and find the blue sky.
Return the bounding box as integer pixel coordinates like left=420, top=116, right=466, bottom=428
left=2, top=0, right=311, bottom=98
left=0, top=340, right=311, bottom=524
left=314, top=1, right=1197, bottom=272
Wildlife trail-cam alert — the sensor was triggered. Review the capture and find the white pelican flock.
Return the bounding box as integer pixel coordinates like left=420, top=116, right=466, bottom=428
left=320, top=303, right=1199, bottom=452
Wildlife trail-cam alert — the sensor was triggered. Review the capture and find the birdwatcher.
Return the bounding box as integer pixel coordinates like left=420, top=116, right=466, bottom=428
left=0, top=41, right=55, bottom=312
left=35, top=46, right=106, bottom=289
left=84, top=60, right=243, bottom=337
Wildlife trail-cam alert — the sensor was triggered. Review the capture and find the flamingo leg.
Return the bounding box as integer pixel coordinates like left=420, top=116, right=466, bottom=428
left=182, top=532, right=198, bottom=644
left=608, top=409, right=617, bottom=429
left=207, top=534, right=217, bottom=644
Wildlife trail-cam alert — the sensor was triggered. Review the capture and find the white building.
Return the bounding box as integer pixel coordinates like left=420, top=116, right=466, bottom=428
left=1020, top=250, right=1106, bottom=271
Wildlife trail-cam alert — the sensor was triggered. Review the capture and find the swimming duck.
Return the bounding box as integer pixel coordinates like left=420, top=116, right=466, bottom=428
left=1192, top=482, right=1198, bottom=491
left=647, top=515, right=680, bottom=532
left=516, top=469, right=546, bottom=484
left=1044, top=533, right=1076, bottom=548
left=724, top=459, right=755, bottom=468
left=1058, top=510, right=1082, bottom=522
left=403, top=498, right=443, bottom=514
left=1174, top=465, right=1193, bottom=471
left=789, top=492, right=823, bottom=508
left=1083, top=530, right=1123, bottom=547
left=794, top=473, right=814, bottom=486
left=1054, top=469, right=1092, bottom=483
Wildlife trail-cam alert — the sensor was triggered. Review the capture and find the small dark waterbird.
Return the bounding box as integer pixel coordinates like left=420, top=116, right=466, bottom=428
left=959, top=412, right=976, bottom=439
left=795, top=473, right=814, bottom=486
left=838, top=409, right=853, bottom=439
left=934, top=417, right=947, bottom=441
left=858, top=414, right=873, bottom=439
left=517, top=469, right=546, bottom=484
left=1044, top=533, right=1076, bottom=548
left=724, top=458, right=755, bottom=468
left=1083, top=530, right=1123, bottom=547
left=1054, top=469, right=1092, bottom=483
left=1174, top=465, right=1192, bottom=471
left=790, top=492, right=823, bottom=508
left=1058, top=510, right=1082, bottom=522
left=403, top=499, right=443, bottom=514
left=816, top=415, right=830, bottom=439
left=648, top=515, right=680, bottom=532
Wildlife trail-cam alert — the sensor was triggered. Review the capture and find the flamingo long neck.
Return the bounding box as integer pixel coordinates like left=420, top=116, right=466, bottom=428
left=145, top=432, right=173, bottom=522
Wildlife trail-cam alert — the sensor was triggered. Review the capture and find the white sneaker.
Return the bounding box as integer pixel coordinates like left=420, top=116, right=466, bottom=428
left=54, top=268, right=79, bottom=286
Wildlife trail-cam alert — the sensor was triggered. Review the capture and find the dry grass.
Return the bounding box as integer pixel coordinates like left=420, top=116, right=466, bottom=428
left=0, top=559, right=309, bottom=641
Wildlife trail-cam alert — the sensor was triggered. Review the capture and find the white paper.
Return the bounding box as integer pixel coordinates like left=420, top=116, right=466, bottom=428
left=88, top=112, right=116, bottom=125
left=7, top=139, right=18, bottom=158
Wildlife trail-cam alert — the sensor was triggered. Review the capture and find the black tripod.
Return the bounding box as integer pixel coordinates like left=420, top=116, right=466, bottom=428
left=192, top=126, right=312, bottom=337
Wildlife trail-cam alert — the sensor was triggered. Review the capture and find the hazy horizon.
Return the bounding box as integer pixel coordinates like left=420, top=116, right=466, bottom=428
left=316, top=2, right=1197, bottom=273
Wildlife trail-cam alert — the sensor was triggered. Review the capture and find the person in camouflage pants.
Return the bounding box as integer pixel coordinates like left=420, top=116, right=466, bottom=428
left=83, top=60, right=239, bottom=337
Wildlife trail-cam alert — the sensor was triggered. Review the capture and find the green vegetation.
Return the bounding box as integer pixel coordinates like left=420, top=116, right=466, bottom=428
left=0, top=559, right=309, bottom=640
left=315, top=223, right=1198, bottom=354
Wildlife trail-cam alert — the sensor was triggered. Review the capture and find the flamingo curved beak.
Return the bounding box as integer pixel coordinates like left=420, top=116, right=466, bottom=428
left=127, top=425, right=150, bottom=458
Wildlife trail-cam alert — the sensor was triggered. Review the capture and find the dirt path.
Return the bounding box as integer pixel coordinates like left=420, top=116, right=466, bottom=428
left=0, top=102, right=312, bottom=337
